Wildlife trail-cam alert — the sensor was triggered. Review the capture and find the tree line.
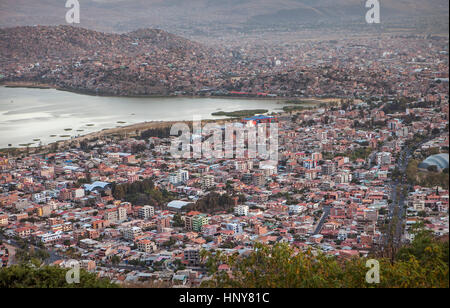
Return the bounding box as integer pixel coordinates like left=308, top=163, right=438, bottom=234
left=201, top=230, right=449, bottom=288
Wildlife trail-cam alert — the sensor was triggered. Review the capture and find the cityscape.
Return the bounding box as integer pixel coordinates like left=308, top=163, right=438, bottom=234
left=0, top=0, right=448, bottom=293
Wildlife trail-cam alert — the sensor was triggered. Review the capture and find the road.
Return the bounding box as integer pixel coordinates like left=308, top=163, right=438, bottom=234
left=2, top=243, right=16, bottom=266
left=313, top=206, right=331, bottom=235
left=383, top=134, right=438, bottom=248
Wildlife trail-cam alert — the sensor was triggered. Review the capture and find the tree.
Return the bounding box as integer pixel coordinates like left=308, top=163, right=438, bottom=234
left=15, top=247, right=50, bottom=264
left=112, top=179, right=174, bottom=206
left=111, top=255, right=121, bottom=266
left=162, top=237, right=177, bottom=248
left=0, top=264, right=118, bottom=288
left=172, top=213, right=184, bottom=228
left=427, top=165, right=438, bottom=173
left=431, top=128, right=440, bottom=135
left=185, top=193, right=235, bottom=214
left=201, top=237, right=449, bottom=288
left=113, top=185, right=126, bottom=201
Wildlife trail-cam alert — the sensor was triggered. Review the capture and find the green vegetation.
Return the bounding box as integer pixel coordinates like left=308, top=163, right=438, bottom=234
left=15, top=247, right=50, bottom=264
left=282, top=105, right=312, bottom=113
left=111, top=255, right=121, bottom=265
left=139, top=127, right=172, bottom=140
left=284, top=99, right=309, bottom=104
left=0, top=264, right=118, bottom=288
left=212, top=109, right=268, bottom=117
left=172, top=213, right=184, bottom=228
left=201, top=231, right=449, bottom=288
left=347, top=147, right=372, bottom=161
left=382, top=97, right=414, bottom=114
left=161, top=237, right=177, bottom=248
left=0, top=148, right=18, bottom=155
left=322, top=147, right=372, bottom=162
left=270, top=192, right=297, bottom=205
left=396, top=228, right=449, bottom=266
left=112, top=179, right=175, bottom=207
left=185, top=192, right=236, bottom=214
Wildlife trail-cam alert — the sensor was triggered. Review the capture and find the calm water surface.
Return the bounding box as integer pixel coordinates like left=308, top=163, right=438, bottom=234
left=0, top=86, right=286, bottom=148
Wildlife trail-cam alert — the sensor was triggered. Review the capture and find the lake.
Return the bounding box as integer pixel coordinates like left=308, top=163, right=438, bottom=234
left=0, top=86, right=286, bottom=148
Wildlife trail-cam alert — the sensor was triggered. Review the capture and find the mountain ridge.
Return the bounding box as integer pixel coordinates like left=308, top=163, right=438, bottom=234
left=0, top=25, right=208, bottom=61
left=0, top=0, right=448, bottom=35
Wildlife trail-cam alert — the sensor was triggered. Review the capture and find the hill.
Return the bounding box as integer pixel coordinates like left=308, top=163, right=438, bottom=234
left=0, top=25, right=206, bottom=62
left=0, top=25, right=221, bottom=96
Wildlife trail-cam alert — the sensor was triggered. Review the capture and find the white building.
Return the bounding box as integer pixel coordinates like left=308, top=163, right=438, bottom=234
left=289, top=205, right=306, bottom=215
left=138, top=205, right=155, bottom=219
left=38, top=231, right=62, bottom=244
left=169, top=170, right=190, bottom=185
left=201, top=175, right=215, bottom=189
left=225, top=222, right=244, bottom=234
left=118, top=207, right=127, bottom=222
left=336, top=171, right=352, bottom=184
left=123, top=227, right=142, bottom=241
left=376, top=152, right=392, bottom=166
left=137, top=239, right=156, bottom=253
left=234, top=205, right=249, bottom=216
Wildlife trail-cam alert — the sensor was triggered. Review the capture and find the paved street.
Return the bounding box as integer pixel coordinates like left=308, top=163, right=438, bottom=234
left=383, top=134, right=439, bottom=248
left=313, top=206, right=331, bottom=235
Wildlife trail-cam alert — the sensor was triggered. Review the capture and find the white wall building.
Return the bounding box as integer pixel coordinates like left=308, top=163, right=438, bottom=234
left=234, top=205, right=249, bottom=216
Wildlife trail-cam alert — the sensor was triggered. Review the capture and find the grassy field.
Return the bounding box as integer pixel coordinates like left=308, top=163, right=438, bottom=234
left=212, top=109, right=269, bottom=117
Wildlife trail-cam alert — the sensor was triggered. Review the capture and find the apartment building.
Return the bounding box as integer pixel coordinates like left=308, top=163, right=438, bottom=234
left=169, top=170, right=189, bottom=185
left=138, top=205, right=155, bottom=220
left=137, top=239, right=156, bottom=253
left=118, top=207, right=127, bottom=222
left=104, top=209, right=118, bottom=223
left=234, top=205, right=249, bottom=216
left=123, top=226, right=143, bottom=241
left=0, top=215, right=8, bottom=226
left=201, top=175, right=215, bottom=189
left=183, top=248, right=200, bottom=267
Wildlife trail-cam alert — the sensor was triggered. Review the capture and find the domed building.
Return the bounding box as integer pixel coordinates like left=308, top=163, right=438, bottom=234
left=418, top=153, right=449, bottom=172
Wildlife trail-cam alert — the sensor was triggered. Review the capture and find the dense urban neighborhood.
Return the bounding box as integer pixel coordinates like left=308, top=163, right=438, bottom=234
left=1, top=26, right=449, bottom=99
left=0, top=87, right=448, bottom=286
left=0, top=1, right=449, bottom=287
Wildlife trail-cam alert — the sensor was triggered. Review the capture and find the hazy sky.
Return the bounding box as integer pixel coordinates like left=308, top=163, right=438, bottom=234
left=0, top=0, right=448, bottom=35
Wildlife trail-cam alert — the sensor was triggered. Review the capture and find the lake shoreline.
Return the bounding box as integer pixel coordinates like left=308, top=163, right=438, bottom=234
left=0, top=84, right=337, bottom=151
left=0, top=118, right=238, bottom=153
left=0, top=81, right=341, bottom=103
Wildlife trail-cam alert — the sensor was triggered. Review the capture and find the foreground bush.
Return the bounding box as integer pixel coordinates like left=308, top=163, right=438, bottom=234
left=202, top=232, right=449, bottom=288
left=0, top=264, right=118, bottom=288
